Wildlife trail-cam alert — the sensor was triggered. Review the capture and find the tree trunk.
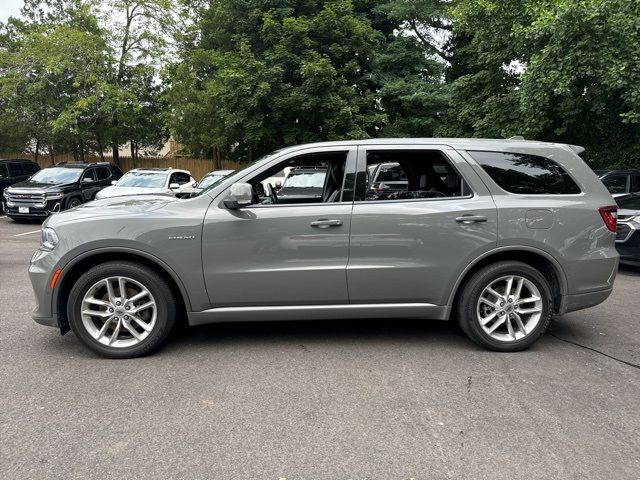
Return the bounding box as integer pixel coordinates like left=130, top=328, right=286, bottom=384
left=34, top=139, right=40, bottom=163
left=112, top=139, right=120, bottom=167
left=79, top=138, right=85, bottom=163
left=96, top=132, right=105, bottom=162
left=49, top=144, right=55, bottom=165
left=248, top=144, right=253, bottom=163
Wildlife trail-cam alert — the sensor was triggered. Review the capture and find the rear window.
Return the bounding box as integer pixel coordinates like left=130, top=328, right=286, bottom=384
left=469, top=151, right=581, bottom=195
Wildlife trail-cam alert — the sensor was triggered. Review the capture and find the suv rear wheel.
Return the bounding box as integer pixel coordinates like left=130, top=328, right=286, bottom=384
left=67, top=261, right=176, bottom=358
left=457, top=261, right=552, bottom=351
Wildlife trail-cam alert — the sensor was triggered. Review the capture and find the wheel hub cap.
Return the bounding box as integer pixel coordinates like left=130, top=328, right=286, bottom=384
left=81, top=276, right=157, bottom=348
left=476, top=275, right=543, bottom=342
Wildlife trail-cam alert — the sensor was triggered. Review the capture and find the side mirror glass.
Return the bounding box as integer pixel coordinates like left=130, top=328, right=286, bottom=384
left=223, top=182, right=253, bottom=209
left=169, top=183, right=180, bottom=189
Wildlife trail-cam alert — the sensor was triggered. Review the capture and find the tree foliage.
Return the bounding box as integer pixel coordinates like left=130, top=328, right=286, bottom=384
left=0, top=0, right=638, bottom=169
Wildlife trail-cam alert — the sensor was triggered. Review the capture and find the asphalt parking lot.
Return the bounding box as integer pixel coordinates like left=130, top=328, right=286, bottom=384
left=1, top=215, right=639, bottom=479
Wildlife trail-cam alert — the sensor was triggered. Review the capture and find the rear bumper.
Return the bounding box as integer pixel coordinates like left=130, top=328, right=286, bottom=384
left=560, top=287, right=613, bottom=314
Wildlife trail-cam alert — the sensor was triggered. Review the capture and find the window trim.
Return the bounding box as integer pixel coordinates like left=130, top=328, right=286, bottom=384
left=220, top=145, right=358, bottom=209
left=465, top=149, right=584, bottom=197
left=354, top=145, right=475, bottom=205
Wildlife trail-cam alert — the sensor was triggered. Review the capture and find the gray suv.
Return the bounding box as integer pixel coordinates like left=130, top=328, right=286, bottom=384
left=29, top=139, right=619, bottom=358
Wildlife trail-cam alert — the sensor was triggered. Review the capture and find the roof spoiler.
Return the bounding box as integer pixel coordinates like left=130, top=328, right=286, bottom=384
left=566, top=144, right=585, bottom=155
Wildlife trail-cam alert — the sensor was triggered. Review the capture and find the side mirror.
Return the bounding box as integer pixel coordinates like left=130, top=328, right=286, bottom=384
left=275, top=180, right=282, bottom=189
left=169, top=183, right=180, bottom=190
left=192, top=182, right=197, bottom=187
left=111, top=180, right=117, bottom=185
left=223, top=182, right=253, bottom=209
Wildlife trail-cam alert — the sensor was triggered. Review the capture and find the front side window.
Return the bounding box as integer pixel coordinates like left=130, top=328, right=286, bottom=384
left=469, top=151, right=581, bottom=195
left=82, top=169, right=97, bottom=182
left=358, top=150, right=469, bottom=201
left=0, top=164, right=7, bottom=178
left=247, top=151, right=349, bottom=205
left=30, top=167, right=82, bottom=184
left=117, top=171, right=167, bottom=188
left=25, top=163, right=40, bottom=174
left=601, top=175, right=629, bottom=194
left=8, top=163, right=24, bottom=177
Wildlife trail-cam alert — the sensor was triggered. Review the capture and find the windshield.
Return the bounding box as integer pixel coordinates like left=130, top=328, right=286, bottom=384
left=117, top=171, right=167, bottom=188
left=283, top=171, right=326, bottom=188
left=198, top=173, right=229, bottom=189
left=30, top=167, right=82, bottom=184
left=617, top=195, right=640, bottom=210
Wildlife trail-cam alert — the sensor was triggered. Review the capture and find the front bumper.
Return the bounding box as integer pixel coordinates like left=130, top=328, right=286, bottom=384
left=5, top=199, right=61, bottom=218
left=29, top=249, right=60, bottom=329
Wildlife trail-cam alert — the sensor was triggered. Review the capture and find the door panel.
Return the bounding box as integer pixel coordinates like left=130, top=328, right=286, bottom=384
left=347, top=146, right=498, bottom=306
left=202, top=147, right=356, bottom=308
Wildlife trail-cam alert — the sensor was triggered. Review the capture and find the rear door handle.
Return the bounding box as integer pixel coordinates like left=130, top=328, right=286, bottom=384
left=456, top=215, right=487, bottom=224
left=310, top=219, right=343, bottom=228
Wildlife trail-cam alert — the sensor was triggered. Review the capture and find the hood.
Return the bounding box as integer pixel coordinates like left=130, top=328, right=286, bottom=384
left=8, top=180, right=75, bottom=191
left=96, top=186, right=171, bottom=198
left=46, top=194, right=176, bottom=227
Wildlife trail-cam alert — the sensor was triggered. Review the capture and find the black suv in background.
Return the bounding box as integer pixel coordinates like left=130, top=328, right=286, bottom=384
left=0, top=158, right=40, bottom=213
left=597, top=169, right=640, bottom=197
left=2, top=162, right=122, bottom=220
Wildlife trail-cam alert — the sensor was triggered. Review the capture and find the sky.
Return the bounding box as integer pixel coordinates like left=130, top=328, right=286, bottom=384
left=0, top=0, right=23, bottom=23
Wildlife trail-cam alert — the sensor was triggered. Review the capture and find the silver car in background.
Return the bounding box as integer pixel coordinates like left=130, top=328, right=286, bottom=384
left=29, top=138, right=618, bottom=358
left=95, top=168, right=195, bottom=199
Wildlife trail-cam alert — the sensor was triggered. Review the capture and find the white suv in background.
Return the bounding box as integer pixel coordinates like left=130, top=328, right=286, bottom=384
left=95, top=168, right=195, bottom=200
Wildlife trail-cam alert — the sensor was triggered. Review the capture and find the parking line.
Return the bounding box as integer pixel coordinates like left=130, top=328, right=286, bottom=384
left=14, top=230, right=41, bottom=237
left=0, top=215, right=6, bottom=218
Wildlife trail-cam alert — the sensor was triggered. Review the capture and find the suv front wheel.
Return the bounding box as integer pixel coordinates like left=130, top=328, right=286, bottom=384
left=67, top=261, right=176, bottom=358
left=458, top=261, right=553, bottom=351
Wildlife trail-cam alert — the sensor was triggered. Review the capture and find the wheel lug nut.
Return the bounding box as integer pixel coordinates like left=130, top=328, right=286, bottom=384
left=109, top=308, right=114, bottom=313
left=124, top=315, right=129, bottom=320
left=116, top=301, right=121, bottom=306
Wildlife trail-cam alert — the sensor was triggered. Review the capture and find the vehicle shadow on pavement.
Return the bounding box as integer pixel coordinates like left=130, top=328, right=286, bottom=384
left=166, top=317, right=473, bottom=351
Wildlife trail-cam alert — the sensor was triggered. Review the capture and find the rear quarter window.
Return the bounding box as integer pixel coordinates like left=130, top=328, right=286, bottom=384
left=468, top=151, right=581, bottom=195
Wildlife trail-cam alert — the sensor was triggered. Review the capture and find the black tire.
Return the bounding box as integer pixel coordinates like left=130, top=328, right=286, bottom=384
left=457, top=261, right=553, bottom=352
left=67, top=261, right=176, bottom=358
left=66, top=197, right=82, bottom=210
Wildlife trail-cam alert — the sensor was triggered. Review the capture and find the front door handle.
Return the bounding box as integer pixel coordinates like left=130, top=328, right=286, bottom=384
left=310, top=219, right=343, bottom=228
left=456, top=215, right=487, bottom=224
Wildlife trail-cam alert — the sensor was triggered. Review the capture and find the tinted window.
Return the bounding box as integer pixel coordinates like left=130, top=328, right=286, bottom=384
left=0, top=164, right=7, bottom=178
left=96, top=166, right=111, bottom=180
left=25, top=162, right=40, bottom=174
left=601, top=174, right=629, bottom=194
left=469, top=151, right=581, bottom=194
left=8, top=163, right=25, bottom=177
left=617, top=195, right=640, bottom=210
left=83, top=168, right=97, bottom=182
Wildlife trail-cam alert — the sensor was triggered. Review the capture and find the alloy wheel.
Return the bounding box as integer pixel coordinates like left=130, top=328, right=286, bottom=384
left=81, top=276, right=157, bottom=348
left=476, top=275, right=543, bottom=342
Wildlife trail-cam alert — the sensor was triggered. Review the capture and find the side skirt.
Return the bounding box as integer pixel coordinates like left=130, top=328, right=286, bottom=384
left=187, top=303, right=451, bottom=326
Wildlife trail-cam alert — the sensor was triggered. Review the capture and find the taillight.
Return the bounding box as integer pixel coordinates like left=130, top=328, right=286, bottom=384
left=599, top=206, right=618, bottom=232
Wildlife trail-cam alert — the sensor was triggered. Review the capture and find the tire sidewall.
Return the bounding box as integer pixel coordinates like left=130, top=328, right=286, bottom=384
left=461, top=262, right=553, bottom=351
left=67, top=262, right=175, bottom=358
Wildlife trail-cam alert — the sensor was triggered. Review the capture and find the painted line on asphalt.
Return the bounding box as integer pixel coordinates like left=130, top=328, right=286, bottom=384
left=14, top=230, right=41, bottom=237
left=0, top=215, right=6, bottom=219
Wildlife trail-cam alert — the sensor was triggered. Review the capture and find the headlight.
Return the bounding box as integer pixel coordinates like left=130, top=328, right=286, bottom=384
left=2, top=189, right=9, bottom=198
left=41, top=227, right=59, bottom=251
left=46, top=191, right=64, bottom=200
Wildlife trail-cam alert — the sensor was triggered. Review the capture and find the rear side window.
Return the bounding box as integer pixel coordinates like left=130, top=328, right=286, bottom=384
left=601, top=174, right=629, bottom=194
left=96, top=166, right=111, bottom=180
left=469, top=151, right=581, bottom=195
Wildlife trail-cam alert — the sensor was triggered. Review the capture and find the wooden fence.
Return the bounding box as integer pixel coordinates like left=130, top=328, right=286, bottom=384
left=1, top=152, right=241, bottom=180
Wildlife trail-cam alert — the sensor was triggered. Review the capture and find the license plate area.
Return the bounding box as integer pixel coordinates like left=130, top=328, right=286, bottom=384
left=18, top=206, right=30, bottom=214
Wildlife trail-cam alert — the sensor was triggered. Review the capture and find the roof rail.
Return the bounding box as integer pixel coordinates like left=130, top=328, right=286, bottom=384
left=508, top=135, right=525, bottom=141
